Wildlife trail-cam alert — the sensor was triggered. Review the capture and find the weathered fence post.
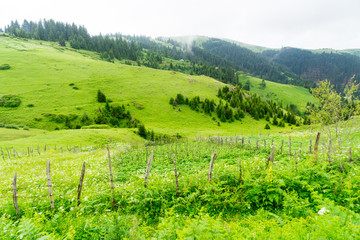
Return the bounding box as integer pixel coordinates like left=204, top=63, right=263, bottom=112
left=173, top=155, right=179, bottom=196
left=328, top=139, right=332, bottom=165
left=313, top=132, right=321, bottom=164
left=309, top=136, right=312, bottom=154
left=106, top=145, right=116, bottom=208
left=6, top=147, right=11, bottom=160
left=77, top=162, right=86, bottom=206
left=144, top=151, right=154, bottom=188
left=13, top=173, right=20, bottom=215
left=269, top=145, right=275, bottom=163
left=46, top=160, right=55, bottom=210
left=208, top=152, right=218, bottom=182
left=1, top=148, right=4, bottom=160
left=289, top=136, right=291, bottom=156
left=349, top=147, right=352, bottom=163
left=280, top=140, right=284, bottom=154
left=239, top=157, right=243, bottom=184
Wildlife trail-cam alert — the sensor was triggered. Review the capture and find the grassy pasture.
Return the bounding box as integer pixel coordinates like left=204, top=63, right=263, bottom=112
left=0, top=36, right=309, bottom=140
left=238, top=73, right=315, bottom=112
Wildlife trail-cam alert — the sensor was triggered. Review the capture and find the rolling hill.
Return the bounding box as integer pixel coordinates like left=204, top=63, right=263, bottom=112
left=0, top=36, right=316, bottom=146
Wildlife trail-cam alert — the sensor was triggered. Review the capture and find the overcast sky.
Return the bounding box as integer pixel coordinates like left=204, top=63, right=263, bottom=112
left=1, top=0, right=359, bottom=50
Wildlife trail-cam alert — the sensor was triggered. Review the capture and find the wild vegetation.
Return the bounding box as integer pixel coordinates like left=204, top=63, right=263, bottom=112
left=1, top=129, right=360, bottom=239
left=1, top=18, right=360, bottom=239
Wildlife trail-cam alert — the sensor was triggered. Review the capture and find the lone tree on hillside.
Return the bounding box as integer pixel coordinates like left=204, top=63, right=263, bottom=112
left=308, top=78, right=360, bottom=152
left=97, top=90, right=107, bottom=103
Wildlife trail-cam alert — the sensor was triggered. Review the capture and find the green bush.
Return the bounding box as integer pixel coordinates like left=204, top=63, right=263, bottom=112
left=265, top=123, right=270, bottom=129
left=0, top=95, right=21, bottom=107
left=0, top=64, right=10, bottom=70
left=4, top=124, right=19, bottom=129
left=81, top=124, right=111, bottom=129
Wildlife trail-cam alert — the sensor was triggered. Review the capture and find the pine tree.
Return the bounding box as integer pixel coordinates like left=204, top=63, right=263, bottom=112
left=97, top=90, right=107, bottom=103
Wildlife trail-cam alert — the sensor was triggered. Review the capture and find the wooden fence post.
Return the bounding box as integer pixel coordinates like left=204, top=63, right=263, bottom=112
left=208, top=152, right=218, bottom=182
left=309, top=136, right=312, bottom=154
left=269, top=145, right=275, bottom=163
left=6, top=147, right=11, bottom=160
left=173, top=155, right=179, bottom=196
left=144, top=151, right=154, bottom=188
left=239, top=157, right=243, bottom=184
left=280, top=140, right=284, bottom=154
left=289, top=136, right=292, bottom=156
left=349, top=147, right=352, bottom=163
left=77, top=162, right=86, bottom=206
left=46, top=160, right=55, bottom=210
left=313, top=132, right=321, bottom=164
left=13, top=173, right=20, bottom=215
left=328, top=139, right=332, bottom=165
left=106, top=145, right=116, bottom=208
left=1, top=148, right=4, bottom=160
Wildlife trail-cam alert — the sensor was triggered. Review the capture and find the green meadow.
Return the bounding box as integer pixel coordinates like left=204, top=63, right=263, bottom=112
left=238, top=73, right=315, bottom=112
left=0, top=36, right=311, bottom=148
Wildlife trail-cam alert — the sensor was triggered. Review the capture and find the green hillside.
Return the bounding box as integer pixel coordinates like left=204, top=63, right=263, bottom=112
left=237, top=73, right=315, bottom=112
left=0, top=36, right=318, bottom=149
left=0, top=36, right=297, bottom=140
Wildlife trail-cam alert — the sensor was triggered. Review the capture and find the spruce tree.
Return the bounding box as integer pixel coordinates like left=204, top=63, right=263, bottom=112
left=97, top=90, right=107, bottom=103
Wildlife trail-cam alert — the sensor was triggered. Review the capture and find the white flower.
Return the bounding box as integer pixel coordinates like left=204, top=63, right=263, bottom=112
left=318, top=207, right=329, bottom=215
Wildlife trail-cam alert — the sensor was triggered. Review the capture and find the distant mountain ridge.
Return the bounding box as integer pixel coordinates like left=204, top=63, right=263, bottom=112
left=166, top=35, right=360, bottom=90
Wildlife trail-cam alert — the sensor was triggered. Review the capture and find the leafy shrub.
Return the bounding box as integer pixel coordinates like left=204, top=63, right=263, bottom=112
left=72, top=86, right=79, bottom=90
left=265, top=123, right=270, bottom=129
left=69, top=83, right=75, bottom=86
left=0, top=64, right=10, bottom=70
left=26, top=104, right=34, bottom=107
left=5, top=124, right=19, bottom=129
left=81, top=124, right=111, bottom=129
left=0, top=95, right=21, bottom=107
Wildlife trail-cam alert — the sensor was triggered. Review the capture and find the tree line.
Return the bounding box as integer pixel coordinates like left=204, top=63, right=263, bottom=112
left=170, top=85, right=303, bottom=128
left=5, top=19, right=142, bottom=62
left=263, top=47, right=360, bottom=91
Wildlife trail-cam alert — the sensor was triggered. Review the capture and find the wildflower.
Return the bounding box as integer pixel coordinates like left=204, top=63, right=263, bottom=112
left=318, top=207, right=329, bottom=215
